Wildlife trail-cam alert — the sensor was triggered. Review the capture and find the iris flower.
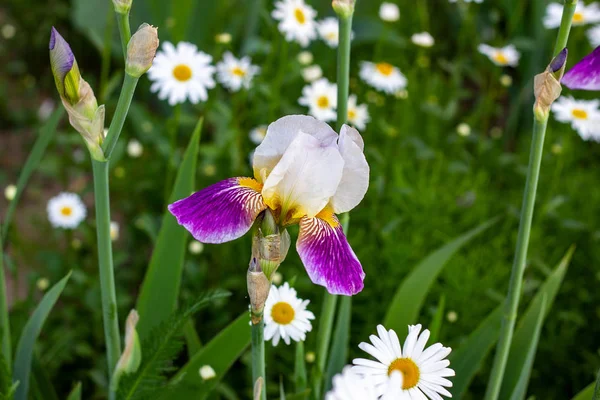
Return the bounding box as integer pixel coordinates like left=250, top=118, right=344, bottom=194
left=168, top=115, right=369, bottom=295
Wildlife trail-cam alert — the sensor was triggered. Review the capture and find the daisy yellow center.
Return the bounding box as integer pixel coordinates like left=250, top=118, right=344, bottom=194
left=271, top=302, right=295, bottom=324
left=388, top=358, right=420, bottom=390
left=231, top=66, right=246, bottom=77
left=573, top=12, right=584, bottom=23
left=326, top=32, right=337, bottom=40
left=572, top=108, right=588, bottom=120
left=294, top=8, right=306, bottom=24
left=376, top=62, right=394, bottom=76
left=317, top=96, right=330, bottom=108
left=348, top=109, right=357, bottom=120
left=173, top=64, right=192, bottom=82
left=493, top=52, right=508, bottom=65
left=60, top=206, right=73, bottom=216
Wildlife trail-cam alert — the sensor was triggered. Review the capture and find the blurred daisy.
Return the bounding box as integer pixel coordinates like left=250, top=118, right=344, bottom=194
left=449, top=0, right=483, bottom=3
left=379, top=3, right=400, bottom=22
left=411, top=32, right=435, bottom=48
left=347, top=95, right=370, bottom=130
left=249, top=125, right=267, bottom=145
left=127, top=139, right=143, bottom=158
left=299, top=78, right=338, bottom=121
left=326, top=366, right=379, bottom=400
left=4, top=184, right=16, bottom=201
left=353, top=324, right=455, bottom=398
left=359, top=61, right=407, bottom=94
left=199, top=365, right=216, bottom=380
left=297, top=51, right=314, bottom=65
left=264, top=282, right=315, bottom=346
left=47, top=192, right=87, bottom=229
left=551, top=96, right=600, bottom=141
left=544, top=2, right=600, bottom=29
left=110, top=221, right=119, bottom=241
left=272, top=0, right=317, bottom=47
left=302, top=65, right=323, bottom=82
left=588, top=25, right=600, bottom=47
left=214, top=32, right=232, bottom=44
left=478, top=44, right=520, bottom=67
left=189, top=240, right=204, bottom=254
left=318, top=17, right=340, bottom=47
left=216, top=52, right=260, bottom=92
left=148, top=41, right=216, bottom=105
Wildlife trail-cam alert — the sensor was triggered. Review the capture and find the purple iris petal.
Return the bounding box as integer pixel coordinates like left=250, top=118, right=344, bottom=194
left=168, top=177, right=266, bottom=244
left=49, top=27, right=76, bottom=97
left=297, top=214, right=365, bottom=296
left=562, top=46, right=600, bottom=91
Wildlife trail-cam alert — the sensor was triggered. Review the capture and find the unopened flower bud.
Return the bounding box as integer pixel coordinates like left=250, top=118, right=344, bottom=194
left=534, top=48, right=568, bottom=121
left=113, top=0, right=132, bottom=14
left=49, top=27, right=80, bottom=105
left=247, top=258, right=271, bottom=323
left=251, top=211, right=291, bottom=279
left=111, top=310, right=142, bottom=390
left=332, top=0, right=355, bottom=18
left=126, top=23, right=159, bottom=78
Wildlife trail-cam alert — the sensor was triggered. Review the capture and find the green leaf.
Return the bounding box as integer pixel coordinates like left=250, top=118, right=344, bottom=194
left=449, top=246, right=574, bottom=398
left=0, top=351, right=11, bottom=396
left=384, top=217, right=499, bottom=333
left=294, top=342, right=307, bottom=394
left=429, top=295, right=446, bottom=344
left=506, top=295, right=547, bottom=400
left=165, top=313, right=251, bottom=399
left=29, top=356, right=59, bottom=400
left=0, top=227, right=10, bottom=369
left=324, top=296, right=351, bottom=393
left=66, top=383, right=82, bottom=400
left=571, top=383, right=595, bottom=400
left=136, top=118, right=203, bottom=339
left=279, top=377, right=286, bottom=400
left=499, top=246, right=575, bottom=399
left=2, top=108, right=63, bottom=239
left=118, top=290, right=230, bottom=400
left=12, top=272, right=71, bottom=400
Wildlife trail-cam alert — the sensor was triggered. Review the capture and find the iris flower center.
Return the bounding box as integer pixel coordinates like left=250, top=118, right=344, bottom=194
left=173, top=64, right=193, bottom=82
left=388, top=357, right=420, bottom=390
left=572, top=108, right=588, bottom=120
left=493, top=52, right=508, bottom=65
left=572, top=12, right=584, bottom=23
left=294, top=8, right=306, bottom=24
left=271, top=302, right=295, bottom=324
left=231, top=67, right=246, bottom=77
left=376, top=63, right=394, bottom=76
left=317, top=96, right=330, bottom=108
left=60, top=206, right=73, bottom=216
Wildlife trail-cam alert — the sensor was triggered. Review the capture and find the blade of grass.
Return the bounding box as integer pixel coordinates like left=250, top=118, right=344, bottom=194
left=66, top=382, right=82, bottom=400
left=0, top=226, right=10, bottom=369
left=13, top=272, right=71, bottom=400
left=571, top=383, right=595, bottom=400
left=324, top=296, right=351, bottom=393
left=136, top=118, right=202, bottom=339
left=294, top=342, right=307, bottom=394
left=429, top=295, right=445, bottom=343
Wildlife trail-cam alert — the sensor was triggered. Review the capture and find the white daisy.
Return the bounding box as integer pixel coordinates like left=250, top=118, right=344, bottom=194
left=127, top=139, right=143, bottom=158
left=4, top=184, right=16, bottom=201
left=263, top=282, right=315, bottom=346
left=148, top=41, right=216, bottom=105
left=347, top=95, right=370, bottom=130
left=249, top=125, right=267, bottom=145
left=379, top=3, right=400, bottom=22
left=544, top=2, right=600, bottom=29
left=448, top=0, right=483, bottom=3
left=272, top=0, right=317, bottom=47
left=188, top=240, right=204, bottom=254
left=359, top=61, right=407, bottom=94
left=302, top=65, right=323, bottom=82
left=588, top=25, right=600, bottom=47
left=411, top=32, right=435, bottom=48
left=551, top=96, right=600, bottom=141
left=297, top=51, right=314, bottom=65
left=299, top=78, right=337, bottom=121
left=353, top=324, right=455, bottom=399
left=478, top=44, right=520, bottom=67
left=47, top=192, right=87, bottom=229
left=326, top=366, right=379, bottom=400
left=318, top=17, right=340, bottom=47
left=216, top=52, right=260, bottom=92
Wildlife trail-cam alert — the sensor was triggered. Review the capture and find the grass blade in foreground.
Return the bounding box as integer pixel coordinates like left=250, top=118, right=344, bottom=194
left=136, top=118, right=203, bottom=339
left=66, top=382, right=82, bottom=400
left=165, top=313, right=251, bottom=399
left=450, top=246, right=573, bottom=398
left=571, top=383, right=595, bottom=400
left=324, top=296, right=351, bottom=392
left=384, top=217, right=499, bottom=333
left=2, top=108, right=64, bottom=240
left=13, top=272, right=71, bottom=400
left=0, top=228, right=10, bottom=369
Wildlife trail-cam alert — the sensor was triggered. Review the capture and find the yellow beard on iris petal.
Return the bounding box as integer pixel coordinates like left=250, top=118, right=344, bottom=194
left=315, top=205, right=339, bottom=228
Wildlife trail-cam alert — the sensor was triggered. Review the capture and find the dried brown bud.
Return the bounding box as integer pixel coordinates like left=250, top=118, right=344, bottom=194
left=533, top=50, right=567, bottom=121
left=247, top=258, right=271, bottom=323
left=126, top=23, right=159, bottom=78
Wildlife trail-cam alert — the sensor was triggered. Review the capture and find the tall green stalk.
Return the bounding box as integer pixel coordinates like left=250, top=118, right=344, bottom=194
left=251, top=312, right=266, bottom=400
left=484, top=2, right=575, bottom=399
left=116, top=12, right=131, bottom=60
left=336, top=14, right=352, bottom=130
left=102, top=74, right=139, bottom=159
left=313, top=293, right=337, bottom=399
left=91, top=160, right=122, bottom=382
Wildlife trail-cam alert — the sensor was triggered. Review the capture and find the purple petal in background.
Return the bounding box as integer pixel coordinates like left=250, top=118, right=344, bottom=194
left=297, top=213, right=365, bottom=295
left=168, top=177, right=266, bottom=244
left=562, top=46, right=600, bottom=91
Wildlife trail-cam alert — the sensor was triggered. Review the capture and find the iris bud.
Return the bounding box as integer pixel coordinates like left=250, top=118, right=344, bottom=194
left=111, top=310, right=142, bottom=390
left=126, top=23, right=159, bottom=78
left=112, top=0, right=132, bottom=14
left=534, top=48, right=568, bottom=121
left=332, top=0, right=355, bottom=17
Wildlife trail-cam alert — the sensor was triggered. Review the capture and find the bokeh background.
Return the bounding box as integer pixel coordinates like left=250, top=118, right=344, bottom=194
left=1, top=0, right=599, bottom=398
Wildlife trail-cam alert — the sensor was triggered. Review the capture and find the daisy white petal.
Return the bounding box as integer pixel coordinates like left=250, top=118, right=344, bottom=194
left=47, top=192, right=87, bottom=229
left=272, top=0, right=317, bottom=47
left=360, top=61, right=407, bottom=94
left=478, top=44, right=520, bottom=67
left=216, top=51, right=260, bottom=92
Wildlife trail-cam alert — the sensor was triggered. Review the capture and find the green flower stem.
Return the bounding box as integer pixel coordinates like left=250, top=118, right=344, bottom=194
left=251, top=311, right=266, bottom=400
left=313, top=293, right=337, bottom=400
left=0, top=228, right=11, bottom=368
left=91, top=159, right=122, bottom=391
left=553, top=0, right=577, bottom=56
left=101, top=74, right=139, bottom=159
left=484, top=3, right=574, bottom=397
left=336, top=14, right=352, bottom=131
left=116, top=11, right=131, bottom=61
left=100, top=6, right=115, bottom=103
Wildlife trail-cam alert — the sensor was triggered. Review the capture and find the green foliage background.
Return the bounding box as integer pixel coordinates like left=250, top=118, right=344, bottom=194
left=1, top=0, right=599, bottom=398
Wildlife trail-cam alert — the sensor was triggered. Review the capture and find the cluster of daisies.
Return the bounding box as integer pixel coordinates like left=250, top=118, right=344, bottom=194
left=543, top=1, right=600, bottom=47
left=263, top=282, right=454, bottom=399
left=148, top=42, right=260, bottom=105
